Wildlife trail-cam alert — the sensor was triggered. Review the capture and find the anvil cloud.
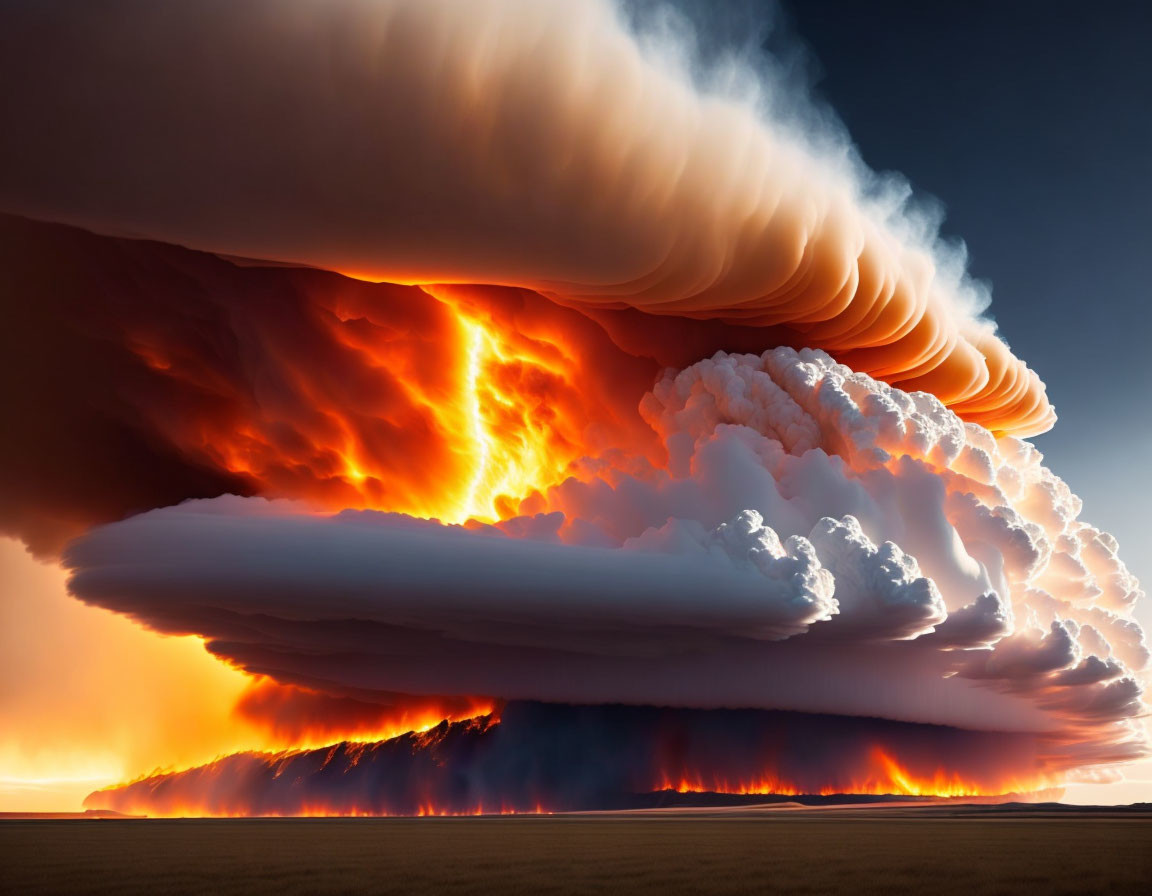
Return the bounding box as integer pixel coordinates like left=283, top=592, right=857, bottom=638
left=1, top=0, right=1051, bottom=435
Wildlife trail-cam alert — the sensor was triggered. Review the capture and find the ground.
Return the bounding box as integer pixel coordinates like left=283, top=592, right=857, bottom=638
left=2, top=806, right=1151, bottom=895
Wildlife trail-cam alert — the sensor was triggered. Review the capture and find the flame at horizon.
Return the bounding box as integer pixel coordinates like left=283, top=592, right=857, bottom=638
left=231, top=679, right=497, bottom=753
left=85, top=705, right=1064, bottom=818
left=655, top=746, right=1059, bottom=801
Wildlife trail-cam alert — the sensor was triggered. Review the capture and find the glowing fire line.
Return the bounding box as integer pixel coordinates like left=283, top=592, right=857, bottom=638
left=656, top=747, right=1056, bottom=799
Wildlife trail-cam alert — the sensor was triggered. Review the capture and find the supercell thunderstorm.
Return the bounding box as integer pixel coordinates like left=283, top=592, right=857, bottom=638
left=0, top=0, right=1145, bottom=815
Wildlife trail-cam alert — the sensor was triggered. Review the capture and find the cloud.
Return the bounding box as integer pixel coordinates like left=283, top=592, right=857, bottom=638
left=0, top=0, right=1143, bottom=799
left=805, top=515, right=946, bottom=639
left=0, top=0, right=1052, bottom=436
left=0, top=214, right=661, bottom=553
left=64, top=348, right=1147, bottom=776
left=921, top=592, right=1012, bottom=649
left=65, top=498, right=839, bottom=651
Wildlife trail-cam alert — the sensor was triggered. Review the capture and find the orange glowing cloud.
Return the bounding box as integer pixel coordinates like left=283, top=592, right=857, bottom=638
left=232, top=678, right=495, bottom=751
left=0, top=216, right=666, bottom=550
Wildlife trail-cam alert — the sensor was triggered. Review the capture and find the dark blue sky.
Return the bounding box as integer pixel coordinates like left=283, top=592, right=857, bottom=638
left=778, top=0, right=1151, bottom=605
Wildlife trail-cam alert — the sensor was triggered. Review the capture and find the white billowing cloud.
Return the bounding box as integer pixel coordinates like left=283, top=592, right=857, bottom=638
left=527, top=347, right=1146, bottom=762
left=64, top=348, right=1148, bottom=776
left=64, top=496, right=1055, bottom=738
left=921, top=592, right=1012, bottom=649
left=965, top=621, right=1083, bottom=680
left=804, top=515, right=946, bottom=639
left=66, top=498, right=838, bottom=650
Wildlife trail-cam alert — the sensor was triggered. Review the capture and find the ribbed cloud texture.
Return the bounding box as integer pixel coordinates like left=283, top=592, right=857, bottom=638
left=1, top=0, right=1051, bottom=436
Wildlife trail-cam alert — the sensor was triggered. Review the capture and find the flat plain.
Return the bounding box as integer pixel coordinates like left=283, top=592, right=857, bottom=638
left=2, top=806, right=1150, bottom=895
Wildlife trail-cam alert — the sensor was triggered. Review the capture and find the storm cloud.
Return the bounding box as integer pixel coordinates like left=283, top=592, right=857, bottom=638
left=0, top=0, right=1051, bottom=435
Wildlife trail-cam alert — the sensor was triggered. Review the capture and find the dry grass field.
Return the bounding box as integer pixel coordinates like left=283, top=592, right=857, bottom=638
left=2, top=809, right=1151, bottom=895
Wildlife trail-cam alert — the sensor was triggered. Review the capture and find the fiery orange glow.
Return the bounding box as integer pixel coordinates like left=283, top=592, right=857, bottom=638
left=129, top=803, right=552, bottom=820
left=0, top=538, right=506, bottom=812
left=85, top=705, right=1069, bottom=818
left=0, top=539, right=269, bottom=812
left=231, top=678, right=496, bottom=753
left=656, top=771, right=803, bottom=797
left=117, top=267, right=1058, bottom=541
left=656, top=746, right=1059, bottom=799
left=123, top=283, right=646, bottom=526
left=452, top=312, right=580, bottom=522
left=82, top=714, right=564, bottom=818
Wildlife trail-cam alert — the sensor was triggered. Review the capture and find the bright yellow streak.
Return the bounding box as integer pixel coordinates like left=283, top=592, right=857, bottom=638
left=456, top=321, right=494, bottom=523
left=441, top=307, right=579, bottom=524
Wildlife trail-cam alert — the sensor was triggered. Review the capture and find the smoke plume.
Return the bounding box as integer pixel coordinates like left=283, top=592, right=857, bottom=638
left=85, top=703, right=1055, bottom=817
